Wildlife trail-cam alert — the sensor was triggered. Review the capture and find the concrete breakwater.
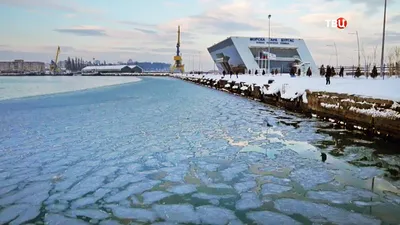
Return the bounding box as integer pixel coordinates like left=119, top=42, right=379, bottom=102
left=174, top=75, right=400, bottom=140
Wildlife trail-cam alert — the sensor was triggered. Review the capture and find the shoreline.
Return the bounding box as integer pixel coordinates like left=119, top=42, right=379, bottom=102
left=171, top=74, right=400, bottom=142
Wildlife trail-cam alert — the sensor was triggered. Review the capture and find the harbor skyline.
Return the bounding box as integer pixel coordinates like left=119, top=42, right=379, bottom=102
left=1, top=0, right=400, bottom=69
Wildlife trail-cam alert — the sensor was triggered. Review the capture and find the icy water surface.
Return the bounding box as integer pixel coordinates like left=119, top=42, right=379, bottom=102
left=0, top=77, right=399, bottom=224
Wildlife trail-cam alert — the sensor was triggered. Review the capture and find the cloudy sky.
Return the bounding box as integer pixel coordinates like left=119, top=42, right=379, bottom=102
left=0, top=0, right=399, bottom=70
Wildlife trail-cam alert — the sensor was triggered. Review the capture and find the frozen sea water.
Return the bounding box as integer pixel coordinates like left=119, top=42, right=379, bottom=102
left=0, top=77, right=399, bottom=224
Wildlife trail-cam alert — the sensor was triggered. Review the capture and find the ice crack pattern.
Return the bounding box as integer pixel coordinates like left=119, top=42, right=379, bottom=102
left=0, top=77, right=399, bottom=224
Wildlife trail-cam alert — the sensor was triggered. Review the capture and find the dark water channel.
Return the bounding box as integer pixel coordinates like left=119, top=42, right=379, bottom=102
left=0, top=77, right=399, bottom=224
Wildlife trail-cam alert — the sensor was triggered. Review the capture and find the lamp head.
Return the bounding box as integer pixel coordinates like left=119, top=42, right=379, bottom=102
left=268, top=14, right=271, bottom=18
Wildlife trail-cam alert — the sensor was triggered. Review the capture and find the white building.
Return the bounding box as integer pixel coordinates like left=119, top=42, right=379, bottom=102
left=208, top=36, right=317, bottom=75
left=81, top=65, right=143, bottom=73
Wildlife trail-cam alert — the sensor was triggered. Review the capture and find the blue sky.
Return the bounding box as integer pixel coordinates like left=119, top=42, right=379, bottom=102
left=0, top=0, right=399, bottom=70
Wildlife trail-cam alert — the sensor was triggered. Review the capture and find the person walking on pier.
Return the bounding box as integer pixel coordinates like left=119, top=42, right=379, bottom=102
left=229, top=70, right=233, bottom=78
left=236, top=71, right=239, bottom=78
left=326, top=65, right=332, bottom=85
left=339, top=66, right=344, bottom=77
left=307, top=67, right=312, bottom=77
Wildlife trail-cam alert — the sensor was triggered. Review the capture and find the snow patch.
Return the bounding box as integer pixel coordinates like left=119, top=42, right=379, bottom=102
left=321, top=102, right=339, bottom=109
left=349, top=106, right=400, bottom=119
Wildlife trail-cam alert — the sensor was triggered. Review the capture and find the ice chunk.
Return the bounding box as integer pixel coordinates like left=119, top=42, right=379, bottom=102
left=221, top=164, right=248, bottom=181
left=124, top=163, right=143, bottom=174
left=354, top=201, right=382, bottom=206
left=162, top=165, right=189, bottom=182
left=167, top=184, right=197, bottom=194
left=234, top=181, right=257, bottom=193
left=192, top=193, right=236, bottom=200
left=196, top=205, right=236, bottom=225
left=142, top=191, right=172, bottom=204
left=261, top=183, right=292, bottom=195
left=45, top=213, right=88, bottom=225
left=46, top=204, right=68, bottom=213
left=307, top=186, right=377, bottom=204
left=112, top=206, right=157, bottom=222
left=0, top=185, right=17, bottom=195
left=99, top=220, right=121, bottom=225
left=274, top=198, right=380, bottom=225
left=17, top=191, right=49, bottom=205
left=153, top=204, right=200, bottom=224
left=355, top=168, right=384, bottom=180
left=93, top=166, right=119, bottom=177
left=236, top=193, right=262, bottom=210
left=0, top=204, right=40, bottom=225
left=228, top=220, right=244, bottom=225
left=383, top=191, right=400, bottom=205
left=259, top=176, right=291, bottom=186
left=68, top=209, right=109, bottom=219
left=0, top=182, right=51, bottom=205
left=247, top=211, right=301, bottom=225
left=61, top=176, right=105, bottom=200
left=197, top=162, right=220, bottom=172
left=290, top=168, right=334, bottom=190
left=104, top=174, right=145, bottom=188
left=207, top=183, right=232, bottom=189
left=105, top=180, right=160, bottom=203
left=152, top=223, right=179, bottom=225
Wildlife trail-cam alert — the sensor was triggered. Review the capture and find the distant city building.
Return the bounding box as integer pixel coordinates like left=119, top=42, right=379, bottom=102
left=0, top=60, right=45, bottom=73
left=208, top=36, right=317, bottom=75
left=81, top=65, right=144, bottom=74
left=94, top=60, right=101, bottom=65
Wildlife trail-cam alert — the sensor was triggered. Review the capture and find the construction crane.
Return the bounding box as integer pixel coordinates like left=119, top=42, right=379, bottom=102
left=50, top=46, right=61, bottom=74
left=170, top=26, right=184, bottom=73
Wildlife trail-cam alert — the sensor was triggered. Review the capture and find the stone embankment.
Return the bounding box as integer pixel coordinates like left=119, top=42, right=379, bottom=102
left=174, top=75, right=400, bottom=140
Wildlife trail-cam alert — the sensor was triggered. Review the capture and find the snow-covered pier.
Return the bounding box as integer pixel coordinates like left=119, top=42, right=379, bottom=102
left=172, top=74, right=400, bottom=140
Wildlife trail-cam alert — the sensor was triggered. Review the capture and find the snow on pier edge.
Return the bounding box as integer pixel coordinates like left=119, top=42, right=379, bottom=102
left=173, top=74, right=400, bottom=120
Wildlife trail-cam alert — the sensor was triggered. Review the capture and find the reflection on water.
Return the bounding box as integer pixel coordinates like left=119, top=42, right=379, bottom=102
left=0, top=77, right=399, bottom=224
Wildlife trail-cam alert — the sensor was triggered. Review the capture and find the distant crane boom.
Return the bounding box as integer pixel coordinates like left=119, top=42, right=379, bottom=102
left=170, top=26, right=184, bottom=73
left=50, top=46, right=61, bottom=74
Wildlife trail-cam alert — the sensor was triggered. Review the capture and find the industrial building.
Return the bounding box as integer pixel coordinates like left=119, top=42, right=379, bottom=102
left=81, top=65, right=143, bottom=74
left=0, top=60, right=45, bottom=73
left=207, top=36, right=317, bottom=75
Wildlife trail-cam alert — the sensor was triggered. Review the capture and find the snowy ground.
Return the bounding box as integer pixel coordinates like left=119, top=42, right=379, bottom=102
left=0, top=76, right=141, bottom=101
left=173, top=74, right=400, bottom=102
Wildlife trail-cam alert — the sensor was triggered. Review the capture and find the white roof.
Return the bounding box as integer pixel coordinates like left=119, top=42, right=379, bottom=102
left=81, top=65, right=142, bottom=71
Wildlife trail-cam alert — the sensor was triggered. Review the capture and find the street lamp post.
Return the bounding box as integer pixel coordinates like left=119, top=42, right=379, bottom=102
left=268, top=14, right=271, bottom=75
left=349, top=31, right=360, bottom=68
left=380, top=0, right=387, bottom=79
left=326, top=42, right=338, bottom=68
left=198, top=51, right=201, bottom=73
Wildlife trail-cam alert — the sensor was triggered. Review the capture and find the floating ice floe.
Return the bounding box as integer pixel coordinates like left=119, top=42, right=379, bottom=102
left=307, top=186, right=378, bottom=204
left=196, top=205, right=237, bottom=225
left=0, top=204, right=41, bottom=225
left=67, top=209, right=109, bottom=220
left=167, top=184, right=197, bottom=194
left=261, top=183, right=292, bottom=195
left=234, top=180, right=257, bottom=193
left=111, top=206, right=158, bottom=222
left=45, top=213, right=87, bottom=225
left=236, top=193, right=262, bottom=210
left=153, top=204, right=200, bottom=224
left=142, top=191, right=172, bottom=204
left=274, top=198, right=381, bottom=225
left=247, top=211, right=301, bottom=225
left=289, top=167, right=334, bottom=190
